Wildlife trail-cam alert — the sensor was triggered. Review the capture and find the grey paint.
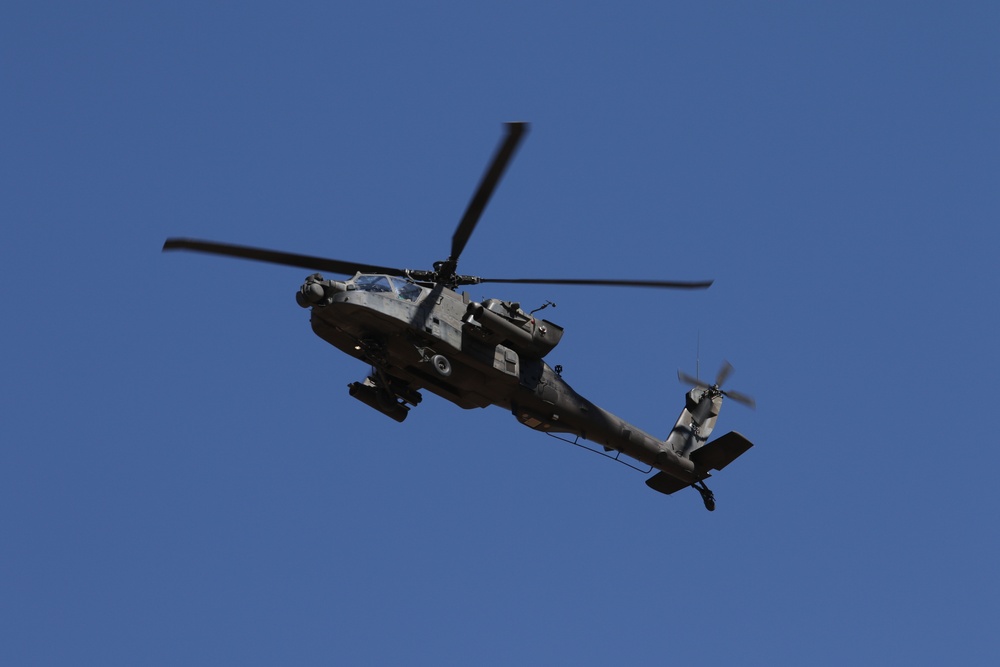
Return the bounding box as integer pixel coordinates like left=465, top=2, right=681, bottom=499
left=297, top=272, right=752, bottom=508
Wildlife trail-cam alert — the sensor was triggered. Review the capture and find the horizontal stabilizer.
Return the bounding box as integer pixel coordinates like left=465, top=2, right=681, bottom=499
left=645, top=471, right=693, bottom=496
left=690, top=431, right=753, bottom=471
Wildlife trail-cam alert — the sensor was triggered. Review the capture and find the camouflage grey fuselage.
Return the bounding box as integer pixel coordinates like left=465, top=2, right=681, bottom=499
left=299, top=272, right=736, bottom=490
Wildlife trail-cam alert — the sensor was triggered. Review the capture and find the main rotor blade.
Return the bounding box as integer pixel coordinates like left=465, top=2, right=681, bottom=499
left=478, top=277, right=713, bottom=289
left=162, top=238, right=403, bottom=277
left=450, top=122, right=528, bottom=265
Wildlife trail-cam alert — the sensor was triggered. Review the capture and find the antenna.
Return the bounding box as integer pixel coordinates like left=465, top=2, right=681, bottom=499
left=696, top=331, right=701, bottom=381
left=529, top=300, right=556, bottom=316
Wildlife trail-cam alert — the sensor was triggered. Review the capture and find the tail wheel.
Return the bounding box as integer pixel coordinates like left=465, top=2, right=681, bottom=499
left=431, top=354, right=452, bottom=377
left=694, top=480, right=716, bottom=511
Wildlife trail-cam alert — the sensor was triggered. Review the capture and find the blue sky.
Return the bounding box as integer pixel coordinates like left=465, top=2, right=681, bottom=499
left=3, top=1, right=998, bottom=664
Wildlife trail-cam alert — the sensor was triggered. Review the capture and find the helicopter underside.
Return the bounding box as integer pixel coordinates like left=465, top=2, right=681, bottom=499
left=306, top=294, right=676, bottom=463
left=308, top=296, right=518, bottom=411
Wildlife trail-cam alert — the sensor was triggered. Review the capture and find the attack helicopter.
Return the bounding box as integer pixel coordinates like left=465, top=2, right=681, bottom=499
left=163, top=122, right=755, bottom=510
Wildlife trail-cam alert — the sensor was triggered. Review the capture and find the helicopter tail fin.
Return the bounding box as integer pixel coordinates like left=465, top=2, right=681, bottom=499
left=664, top=389, right=722, bottom=456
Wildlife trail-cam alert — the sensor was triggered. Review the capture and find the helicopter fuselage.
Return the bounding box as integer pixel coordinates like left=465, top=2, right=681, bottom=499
left=298, top=271, right=704, bottom=484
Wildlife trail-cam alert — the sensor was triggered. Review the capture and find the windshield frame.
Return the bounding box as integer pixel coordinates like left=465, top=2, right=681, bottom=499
left=350, top=274, right=425, bottom=303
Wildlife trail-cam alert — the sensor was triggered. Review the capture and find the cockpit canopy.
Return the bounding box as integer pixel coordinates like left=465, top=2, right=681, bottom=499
left=351, top=274, right=424, bottom=302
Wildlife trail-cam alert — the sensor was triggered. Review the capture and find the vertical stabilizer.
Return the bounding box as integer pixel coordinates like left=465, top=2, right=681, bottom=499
left=664, top=388, right=723, bottom=457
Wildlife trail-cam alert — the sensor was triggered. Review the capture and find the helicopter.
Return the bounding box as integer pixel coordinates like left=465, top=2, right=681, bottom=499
left=163, top=122, right=755, bottom=511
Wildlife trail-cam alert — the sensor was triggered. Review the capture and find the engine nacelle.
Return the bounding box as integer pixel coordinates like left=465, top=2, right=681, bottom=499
left=463, top=300, right=564, bottom=358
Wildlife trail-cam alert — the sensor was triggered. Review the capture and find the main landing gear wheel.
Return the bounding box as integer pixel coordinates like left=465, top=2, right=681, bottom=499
left=694, top=480, right=716, bottom=512
left=431, top=354, right=452, bottom=377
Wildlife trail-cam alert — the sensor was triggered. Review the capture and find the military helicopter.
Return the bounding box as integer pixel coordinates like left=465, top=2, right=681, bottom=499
left=163, top=122, right=755, bottom=511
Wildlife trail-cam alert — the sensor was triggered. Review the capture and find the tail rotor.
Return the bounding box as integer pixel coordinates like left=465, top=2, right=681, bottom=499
left=678, top=360, right=756, bottom=418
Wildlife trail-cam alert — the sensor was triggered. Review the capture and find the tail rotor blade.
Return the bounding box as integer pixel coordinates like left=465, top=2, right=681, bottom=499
left=678, top=370, right=706, bottom=388
left=681, top=360, right=756, bottom=411
left=723, top=389, right=757, bottom=410
left=715, top=360, right=734, bottom=388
